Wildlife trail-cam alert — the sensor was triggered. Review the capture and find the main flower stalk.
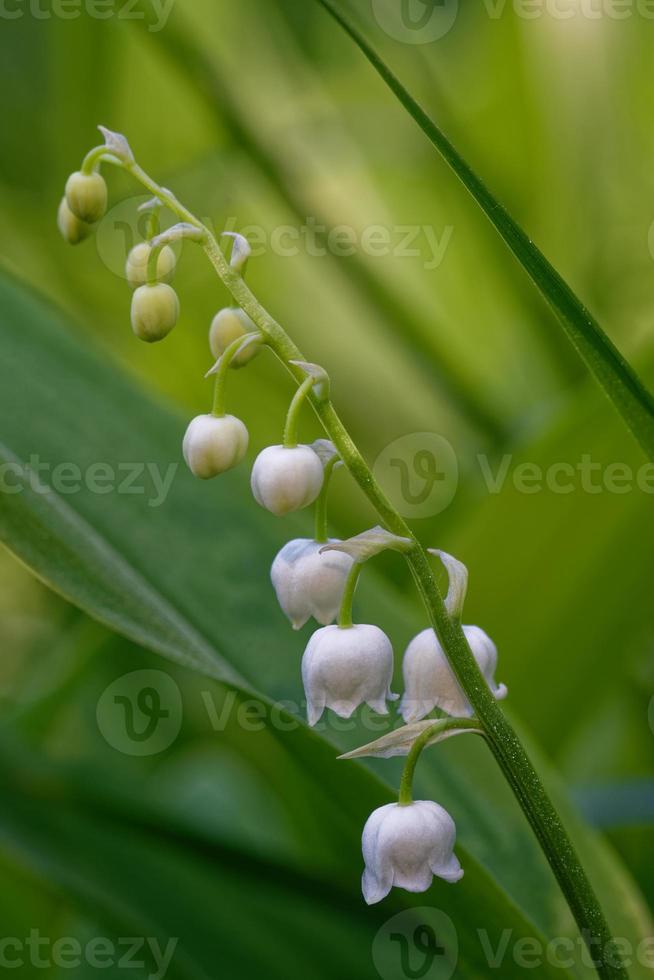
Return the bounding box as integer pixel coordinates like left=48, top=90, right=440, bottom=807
left=105, top=155, right=626, bottom=980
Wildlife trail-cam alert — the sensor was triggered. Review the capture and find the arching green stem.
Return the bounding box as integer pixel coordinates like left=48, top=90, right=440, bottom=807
left=145, top=207, right=160, bottom=241
left=100, top=153, right=630, bottom=980
left=146, top=243, right=167, bottom=286
left=398, top=719, right=484, bottom=806
left=314, top=455, right=340, bottom=544
left=211, top=335, right=255, bottom=417
left=337, top=561, right=363, bottom=628
left=81, top=145, right=110, bottom=175
left=283, top=375, right=315, bottom=448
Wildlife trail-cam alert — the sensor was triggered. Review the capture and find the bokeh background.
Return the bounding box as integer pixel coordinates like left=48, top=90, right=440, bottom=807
left=0, top=1, right=652, bottom=977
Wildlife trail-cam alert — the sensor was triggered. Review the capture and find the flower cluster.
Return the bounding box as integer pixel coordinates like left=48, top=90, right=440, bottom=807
left=59, top=128, right=510, bottom=908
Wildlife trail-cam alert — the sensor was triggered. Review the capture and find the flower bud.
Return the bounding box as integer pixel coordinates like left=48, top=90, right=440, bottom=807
left=57, top=197, right=92, bottom=245
left=209, top=307, right=259, bottom=367
left=251, top=445, right=323, bottom=516
left=64, top=170, right=107, bottom=224
left=125, top=242, right=176, bottom=290
left=182, top=414, right=248, bottom=479
left=400, top=624, right=507, bottom=723
left=271, top=538, right=354, bottom=630
left=361, top=801, right=463, bottom=904
left=130, top=283, right=179, bottom=343
left=302, top=623, right=397, bottom=725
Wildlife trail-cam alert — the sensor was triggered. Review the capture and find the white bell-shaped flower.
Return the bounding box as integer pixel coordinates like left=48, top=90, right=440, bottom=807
left=302, top=624, right=397, bottom=726
left=251, top=445, right=323, bottom=516
left=182, top=414, right=248, bottom=479
left=400, top=624, right=507, bottom=722
left=271, top=538, right=354, bottom=630
left=362, top=801, right=463, bottom=904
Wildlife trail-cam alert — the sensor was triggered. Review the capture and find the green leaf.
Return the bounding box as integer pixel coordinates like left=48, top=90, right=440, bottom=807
left=313, top=0, right=654, bottom=460
left=0, top=270, right=650, bottom=977
left=0, top=726, right=614, bottom=980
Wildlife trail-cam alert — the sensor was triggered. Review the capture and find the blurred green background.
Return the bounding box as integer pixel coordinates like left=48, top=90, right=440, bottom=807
left=0, top=0, right=652, bottom=977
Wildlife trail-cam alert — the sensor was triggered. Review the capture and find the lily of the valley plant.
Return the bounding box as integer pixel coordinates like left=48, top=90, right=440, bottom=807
left=58, top=127, right=628, bottom=980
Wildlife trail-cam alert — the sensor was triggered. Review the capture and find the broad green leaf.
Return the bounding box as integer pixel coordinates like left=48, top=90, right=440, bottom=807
left=0, top=271, right=650, bottom=977
left=313, top=0, right=654, bottom=460
left=0, top=721, right=576, bottom=980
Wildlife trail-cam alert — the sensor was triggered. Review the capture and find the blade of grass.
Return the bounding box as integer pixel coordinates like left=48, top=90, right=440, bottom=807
left=314, top=0, right=654, bottom=460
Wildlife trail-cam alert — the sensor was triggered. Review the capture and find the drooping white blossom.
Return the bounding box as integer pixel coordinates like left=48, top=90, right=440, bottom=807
left=182, top=414, right=248, bottom=479
left=400, top=624, right=508, bottom=722
left=301, top=624, right=397, bottom=725
left=251, top=445, right=323, bottom=516
left=361, top=801, right=463, bottom=904
left=271, top=538, right=354, bottom=630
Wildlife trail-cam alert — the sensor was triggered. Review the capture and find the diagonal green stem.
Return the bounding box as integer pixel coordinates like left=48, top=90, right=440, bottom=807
left=313, top=0, right=654, bottom=464
left=107, top=156, right=629, bottom=980
left=211, top=334, right=254, bottom=417
left=283, top=375, right=315, bottom=448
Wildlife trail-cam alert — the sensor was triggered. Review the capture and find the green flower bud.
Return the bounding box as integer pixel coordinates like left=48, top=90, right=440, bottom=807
left=130, top=283, right=179, bottom=343
left=57, top=197, right=92, bottom=245
left=65, top=170, right=107, bottom=224
left=209, top=307, right=259, bottom=368
left=125, top=242, right=176, bottom=290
